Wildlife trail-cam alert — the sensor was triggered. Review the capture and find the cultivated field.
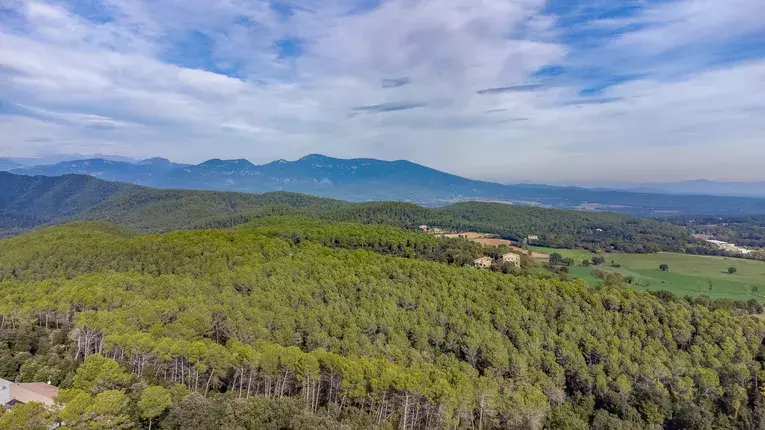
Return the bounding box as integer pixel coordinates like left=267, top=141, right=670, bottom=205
left=472, top=237, right=513, bottom=247
left=440, top=232, right=549, bottom=257
left=440, top=232, right=486, bottom=239
left=529, top=246, right=765, bottom=302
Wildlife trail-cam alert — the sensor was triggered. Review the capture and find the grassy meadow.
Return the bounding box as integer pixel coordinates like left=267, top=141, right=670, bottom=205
left=528, top=246, right=765, bottom=302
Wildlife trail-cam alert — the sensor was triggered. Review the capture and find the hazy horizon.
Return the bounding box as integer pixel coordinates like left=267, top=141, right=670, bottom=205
left=1, top=0, right=764, bottom=184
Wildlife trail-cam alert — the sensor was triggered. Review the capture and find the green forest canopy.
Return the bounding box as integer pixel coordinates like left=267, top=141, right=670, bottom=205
left=2, top=219, right=765, bottom=429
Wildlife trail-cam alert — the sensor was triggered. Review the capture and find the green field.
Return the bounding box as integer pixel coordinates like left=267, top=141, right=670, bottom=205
left=529, top=246, right=765, bottom=302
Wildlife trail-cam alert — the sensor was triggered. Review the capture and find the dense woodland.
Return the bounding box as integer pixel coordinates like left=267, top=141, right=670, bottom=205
left=2, top=219, right=765, bottom=429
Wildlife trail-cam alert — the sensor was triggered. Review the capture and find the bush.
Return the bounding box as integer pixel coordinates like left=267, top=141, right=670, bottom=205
left=651, top=290, right=678, bottom=302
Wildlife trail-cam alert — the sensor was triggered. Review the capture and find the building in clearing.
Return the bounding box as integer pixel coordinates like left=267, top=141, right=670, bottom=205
left=527, top=235, right=539, bottom=241
left=473, top=256, right=493, bottom=269
left=418, top=225, right=429, bottom=231
left=501, top=252, right=521, bottom=267
left=0, top=378, right=59, bottom=408
left=707, top=239, right=755, bottom=255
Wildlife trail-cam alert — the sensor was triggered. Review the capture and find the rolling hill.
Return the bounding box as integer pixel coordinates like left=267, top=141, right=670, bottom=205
left=0, top=171, right=713, bottom=255
left=0, top=172, right=138, bottom=234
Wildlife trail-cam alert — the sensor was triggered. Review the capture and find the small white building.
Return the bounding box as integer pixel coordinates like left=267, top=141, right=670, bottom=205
left=1, top=378, right=58, bottom=408
left=474, top=256, right=493, bottom=269
left=527, top=235, right=539, bottom=241
left=501, top=252, right=521, bottom=267
left=418, top=225, right=429, bottom=231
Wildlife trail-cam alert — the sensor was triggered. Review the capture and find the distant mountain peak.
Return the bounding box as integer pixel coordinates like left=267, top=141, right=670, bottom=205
left=200, top=158, right=223, bottom=164
left=298, top=154, right=331, bottom=162
left=199, top=158, right=256, bottom=169
left=201, top=158, right=247, bottom=164
left=139, top=157, right=172, bottom=165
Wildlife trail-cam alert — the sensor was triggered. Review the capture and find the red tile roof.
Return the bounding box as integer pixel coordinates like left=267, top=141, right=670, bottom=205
left=18, top=383, right=58, bottom=399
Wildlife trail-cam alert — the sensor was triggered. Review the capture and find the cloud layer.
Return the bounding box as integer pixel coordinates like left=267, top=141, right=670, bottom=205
left=1, top=0, right=764, bottom=183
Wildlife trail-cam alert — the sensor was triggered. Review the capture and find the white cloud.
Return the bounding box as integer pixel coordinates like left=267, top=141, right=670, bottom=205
left=576, top=0, right=765, bottom=76
left=0, top=0, right=764, bottom=183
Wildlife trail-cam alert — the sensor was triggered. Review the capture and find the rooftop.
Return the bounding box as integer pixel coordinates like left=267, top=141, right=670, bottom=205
left=17, top=383, right=58, bottom=399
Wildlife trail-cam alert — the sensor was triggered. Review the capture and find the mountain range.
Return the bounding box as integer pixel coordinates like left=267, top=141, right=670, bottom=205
left=6, top=154, right=765, bottom=216
left=2, top=153, right=140, bottom=167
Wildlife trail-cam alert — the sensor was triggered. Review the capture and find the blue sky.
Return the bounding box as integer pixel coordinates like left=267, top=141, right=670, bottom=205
left=0, top=0, right=764, bottom=184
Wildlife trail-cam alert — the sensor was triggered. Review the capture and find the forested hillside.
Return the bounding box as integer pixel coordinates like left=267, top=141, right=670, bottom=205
left=0, top=172, right=712, bottom=254
left=428, top=203, right=693, bottom=253
left=0, top=172, right=137, bottom=235
left=1, top=220, right=765, bottom=429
